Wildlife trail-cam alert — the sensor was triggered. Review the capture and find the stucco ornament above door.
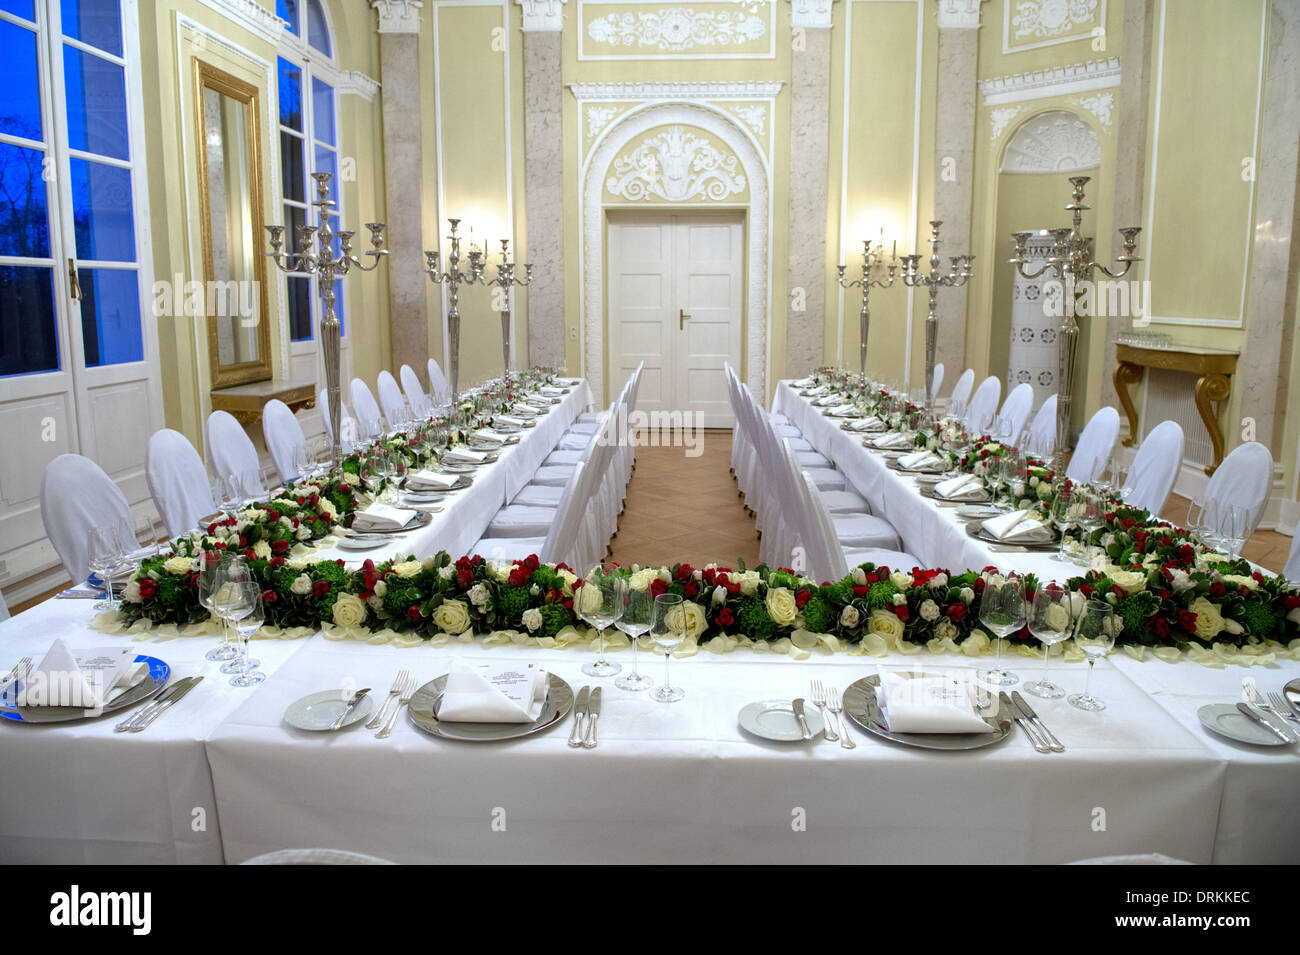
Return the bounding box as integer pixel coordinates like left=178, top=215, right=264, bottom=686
left=586, top=7, right=767, bottom=52
left=606, top=125, right=747, bottom=202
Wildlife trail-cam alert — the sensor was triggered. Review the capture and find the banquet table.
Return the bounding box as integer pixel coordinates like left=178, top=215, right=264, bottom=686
left=1, top=379, right=1298, bottom=864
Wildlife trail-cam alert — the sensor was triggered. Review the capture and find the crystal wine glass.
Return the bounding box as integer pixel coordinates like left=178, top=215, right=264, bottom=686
left=86, top=526, right=127, bottom=612
left=650, top=593, right=686, bottom=703
left=977, top=576, right=1025, bottom=686
left=1070, top=598, right=1117, bottom=711
left=1050, top=486, right=1075, bottom=563
left=1024, top=583, right=1075, bottom=698
left=229, top=583, right=266, bottom=687
left=578, top=564, right=624, bottom=678
left=198, top=553, right=240, bottom=662
left=614, top=585, right=654, bottom=691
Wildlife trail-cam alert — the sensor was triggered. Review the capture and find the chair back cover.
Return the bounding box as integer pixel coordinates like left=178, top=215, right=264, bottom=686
left=947, top=369, right=975, bottom=416
left=319, top=389, right=360, bottom=450
left=262, top=399, right=307, bottom=486
left=1025, top=394, right=1058, bottom=458
left=931, top=363, right=945, bottom=400
left=147, top=428, right=218, bottom=539
left=41, top=453, right=134, bottom=583
left=1065, top=406, right=1120, bottom=484
left=376, top=370, right=408, bottom=424
left=427, top=359, right=451, bottom=405
left=204, top=410, right=263, bottom=497
left=798, top=468, right=849, bottom=583
left=1204, top=441, right=1273, bottom=533
left=1285, top=524, right=1300, bottom=580
left=963, top=376, right=1002, bottom=434
left=994, top=383, right=1035, bottom=445
left=350, top=378, right=384, bottom=437
left=399, top=364, right=427, bottom=408
left=1123, top=420, right=1183, bottom=515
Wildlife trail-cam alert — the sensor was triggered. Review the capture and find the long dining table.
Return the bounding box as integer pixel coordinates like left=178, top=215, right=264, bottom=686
left=0, top=381, right=1297, bottom=865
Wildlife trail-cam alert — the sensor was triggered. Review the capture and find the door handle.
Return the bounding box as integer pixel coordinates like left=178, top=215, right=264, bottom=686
left=679, top=308, right=691, bottom=330
left=67, top=259, right=82, bottom=301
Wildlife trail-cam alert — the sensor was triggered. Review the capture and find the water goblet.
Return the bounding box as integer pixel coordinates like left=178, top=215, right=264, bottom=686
left=614, top=586, right=654, bottom=691
left=229, top=583, right=266, bottom=687
left=1050, top=487, right=1075, bottom=563
left=650, top=593, right=686, bottom=703
left=1069, top=598, right=1117, bottom=711
left=1024, top=583, right=1075, bottom=698
left=86, top=526, right=127, bottom=612
left=977, top=576, right=1025, bottom=686
left=578, top=564, right=624, bottom=678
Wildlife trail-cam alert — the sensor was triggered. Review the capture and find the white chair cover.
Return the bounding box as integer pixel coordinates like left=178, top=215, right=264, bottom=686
left=399, top=364, right=427, bottom=410
left=262, top=399, right=307, bottom=485
left=1065, top=407, right=1120, bottom=485
left=376, top=370, right=408, bottom=424
left=350, top=378, right=384, bottom=438
left=40, top=453, right=134, bottom=583
left=993, top=383, right=1035, bottom=445
left=962, top=376, right=1002, bottom=434
left=947, top=369, right=975, bottom=417
left=1122, top=420, right=1183, bottom=515
left=1025, top=394, right=1058, bottom=459
left=319, top=389, right=360, bottom=452
left=427, top=358, right=451, bottom=405
left=204, top=410, right=263, bottom=497
left=931, top=363, right=944, bottom=400
left=1284, top=525, right=1300, bottom=581
left=147, top=428, right=218, bottom=539
left=1204, top=441, right=1273, bottom=534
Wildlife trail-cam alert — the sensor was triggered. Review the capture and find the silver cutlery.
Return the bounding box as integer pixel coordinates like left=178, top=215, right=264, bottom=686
left=1235, top=702, right=1297, bottom=743
left=115, top=677, right=194, bottom=732
left=569, top=685, right=590, bottom=748
left=376, top=679, right=413, bottom=739
left=826, top=686, right=855, bottom=749
left=582, top=687, right=603, bottom=749
left=1003, top=691, right=1049, bottom=753
left=809, top=680, right=839, bottom=741
left=367, top=670, right=409, bottom=729
left=2, top=657, right=31, bottom=683
left=129, top=677, right=203, bottom=732
left=1243, top=683, right=1298, bottom=741
left=331, top=687, right=371, bottom=731
left=1266, top=691, right=1300, bottom=730
left=1013, top=691, right=1065, bottom=752
left=792, top=698, right=814, bottom=741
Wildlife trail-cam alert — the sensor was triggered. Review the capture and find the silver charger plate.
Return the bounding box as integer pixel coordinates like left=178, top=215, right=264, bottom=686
left=1196, top=704, right=1290, bottom=746
left=964, top=519, right=1058, bottom=552
left=738, top=700, right=825, bottom=742
left=347, top=510, right=433, bottom=538
left=841, top=674, right=1013, bottom=751
left=284, top=689, right=377, bottom=731
left=0, top=654, right=170, bottom=724
left=407, top=672, right=574, bottom=742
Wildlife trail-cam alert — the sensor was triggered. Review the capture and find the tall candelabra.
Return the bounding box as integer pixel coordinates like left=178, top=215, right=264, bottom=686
left=837, top=238, right=897, bottom=377
left=900, top=220, right=974, bottom=412
left=423, top=219, right=485, bottom=409
left=1010, top=175, right=1141, bottom=484
left=266, top=172, right=387, bottom=467
left=485, top=239, right=532, bottom=377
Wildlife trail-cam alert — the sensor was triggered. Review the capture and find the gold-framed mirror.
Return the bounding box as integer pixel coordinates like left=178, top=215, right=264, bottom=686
left=194, top=60, right=271, bottom=387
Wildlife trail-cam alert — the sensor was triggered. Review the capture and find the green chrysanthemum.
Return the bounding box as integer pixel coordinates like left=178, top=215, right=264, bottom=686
left=497, top=584, right=529, bottom=620
left=737, top=597, right=777, bottom=640
left=866, top=581, right=900, bottom=611
left=800, top=595, right=835, bottom=634
left=539, top=602, right=573, bottom=638
left=1236, top=600, right=1282, bottom=641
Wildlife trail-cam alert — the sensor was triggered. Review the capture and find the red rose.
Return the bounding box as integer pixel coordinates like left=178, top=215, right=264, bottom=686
left=1209, top=582, right=1226, bottom=599
left=407, top=605, right=422, bottom=623
left=138, top=578, right=158, bottom=600
left=894, top=605, right=910, bottom=622
left=312, top=581, right=330, bottom=598
left=649, top=578, right=669, bottom=598
left=457, top=569, right=474, bottom=589
left=1283, top=594, right=1300, bottom=610
left=270, top=556, right=285, bottom=569
left=794, top=589, right=811, bottom=609
left=262, top=589, right=277, bottom=604
left=1177, top=609, right=1199, bottom=633
left=947, top=602, right=966, bottom=622
left=683, top=580, right=699, bottom=599
left=716, top=607, right=735, bottom=628
left=852, top=585, right=869, bottom=597
left=271, top=539, right=289, bottom=555
left=1150, top=615, right=1169, bottom=639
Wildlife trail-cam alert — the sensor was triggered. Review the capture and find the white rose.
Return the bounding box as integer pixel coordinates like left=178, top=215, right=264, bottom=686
left=431, top=599, right=471, bottom=635
left=1044, top=602, right=1072, bottom=633
left=1169, top=569, right=1193, bottom=592
left=439, top=565, right=456, bottom=580
left=331, top=593, right=368, bottom=628
left=319, top=499, right=338, bottom=521
left=468, top=583, right=490, bottom=608
left=342, top=471, right=361, bottom=486
left=933, top=618, right=958, bottom=642
left=291, top=574, right=312, bottom=595
left=851, top=567, right=868, bottom=586
left=959, top=587, right=975, bottom=604
left=295, top=525, right=312, bottom=541
left=367, top=595, right=383, bottom=612
left=736, top=571, right=762, bottom=596
left=558, top=569, right=579, bottom=597
left=765, top=587, right=799, bottom=627
left=920, top=599, right=940, bottom=621
left=712, top=585, right=728, bottom=606
left=392, top=560, right=423, bottom=579
left=890, top=571, right=913, bottom=590
left=122, top=580, right=142, bottom=603
left=373, top=579, right=387, bottom=597
left=1221, top=574, right=1258, bottom=591
left=840, top=605, right=860, bottom=628
left=577, top=581, right=606, bottom=615
left=251, top=540, right=272, bottom=561
left=666, top=601, right=708, bottom=640
left=867, top=609, right=906, bottom=642
left=929, top=573, right=948, bottom=590
left=522, top=608, right=543, bottom=632
left=629, top=567, right=659, bottom=592
left=163, top=556, right=195, bottom=575
left=1224, top=618, right=1244, bottom=635
left=1107, top=568, right=1147, bottom=593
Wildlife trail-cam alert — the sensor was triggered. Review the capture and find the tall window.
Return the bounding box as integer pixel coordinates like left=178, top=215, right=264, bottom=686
left=275, top=0, right=343, bottom=344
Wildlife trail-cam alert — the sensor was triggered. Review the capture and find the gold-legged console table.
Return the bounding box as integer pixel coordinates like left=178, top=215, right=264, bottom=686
left=210, top=379, right=316, bottom=427
left=1113, top=343, right=1238, bottom=475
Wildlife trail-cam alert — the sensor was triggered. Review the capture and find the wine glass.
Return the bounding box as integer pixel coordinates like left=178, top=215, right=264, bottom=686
left=1002, top=449, right=1028, bottom=510
left=577, top=565, right=624, bottom=678
left=614, top=586, right=654, bottom=691
left=218, top=473, right=243, bottom=515
left=1214, top=501, right=1250, bottom=561
left=229, top=584, right=266, bottom=687
left=650, top=593, right=686, bottom=703
left=359, top=452, right=385, bottom=501
left=1024, top=583, right=1075, bottom=698
left=1070, top=598, right=1117, bottom=711
left=1050, top=486, right=1075, bottom=563
left=86, top=526, right=127, bottom=612
left=1075, top=486, right=1104, bottom=559
left=977, top=576, right=1025, bottom=686
left=198, top=553, right=240, bottom=662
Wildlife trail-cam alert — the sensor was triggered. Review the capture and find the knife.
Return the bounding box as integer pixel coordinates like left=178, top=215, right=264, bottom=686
left=1002, top=691, right=1049, bottom=753
left=115, top=677, right=195, bottom=733
left=1013, top=691, right=1065, bottom=752
left=1236, top=702, right=1298, bottom=744
left=330, top=687, right=371, bottom=731
left=569, top=686, right=589, bottom=748
left=129, top=677, right=204, bottom=732
left=582, top=687, right=602, bottom=749
left=792, top=698, right=814, bottom=740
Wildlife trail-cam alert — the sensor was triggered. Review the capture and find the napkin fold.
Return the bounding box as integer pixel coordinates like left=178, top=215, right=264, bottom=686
left=875, top=670, right=993, bottom=734
left=494, top=415, right=529, bottom=428
left=872, top=432, right=913, bottom=450
left=828, top=404, right=857, bottom=417
left=510, top=404, right=539, bottom=417
left=437, top=658, right=549, bottom=723
left=934, top=474, right=988, bottom=501
left=16, top=640, right=146, bottom=709
left=442, top=448, right=488, bottom=465
left=898, top=450, right=944, bottom=471
left=407, top=470, right=458, bottom=491
left=981, top=508, right=1052, bottom=543
left=351, top=503, right=420, bottom=532
left=847, top=416, right=884, bottom=431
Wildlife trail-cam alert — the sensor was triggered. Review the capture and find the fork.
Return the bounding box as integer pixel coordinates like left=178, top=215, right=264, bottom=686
left=367, top=669, right=409, bottom=729
left=377, top=675, right=415, bottom=739
left=2, top=657, right=31, bottom=683
left=809, top=680, right=839, bottom=741
left=1266, top=691, right=1300, bottom=731
left=826, top=686, right=855, bottom=750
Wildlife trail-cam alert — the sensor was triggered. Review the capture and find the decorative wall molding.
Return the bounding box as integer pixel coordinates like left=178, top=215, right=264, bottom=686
left=1004, top=0, right=1105, bottom=54
left=586, top=104, right=622, bottom=141
left=1076, top=90, right=1113, bottom=129
left=586, top=7, right=767, bottom=51
left=570, top=80, right=784, bottom=102
left=338, top=70, right=382, bottom=101
left=195, top=0, right=288, bottom=46
left=788, top=0, right=837, bottom=30
left=517, top=0, right=567, bottom=32
left=1000, top=109, right=1101, bottom=174
left=989, top=104, right=1022, bottom=140
left=728, top=102, right=768, bottom=136
left=372, top=0, right=424, bottom=34
left=937, top=0, right=987, bottom=29
left=979, top=56, right=1121, bottom=105
left=606, top=125, right=746, bottom=201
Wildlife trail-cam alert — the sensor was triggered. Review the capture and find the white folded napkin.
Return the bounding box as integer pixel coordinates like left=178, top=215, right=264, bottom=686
left=525, top=392, right=554, bottom=405
left=934, top=474, right=988, bottom=501
left=898, top=450, right=944, bottom=471
left=872, top=432, right=913, bottom=450
left=470, top=430, right=504, bottom=445
left=511, top=404, right=539, bottom=416
left=437, top=658, right=550, bottom=723
left=494, top=415, right=529, bottom=428
left=442, top=447, right=488, bottom=465
left=17, top=640, right=146, bottom=709
left=876, top=670, right=993, bottom=734
left=351, top=503, right=420, bottom=532
left=847, top=416, right=884, bottom=431
left=540, top=386, right=564, bottom=396
left=801, top=385, right=827, bottom=396
left=815, top=395, right=839, bottom=407
left=981, top=508, right=1053, bottom=543
left=407, top=469, right=458, bottom=490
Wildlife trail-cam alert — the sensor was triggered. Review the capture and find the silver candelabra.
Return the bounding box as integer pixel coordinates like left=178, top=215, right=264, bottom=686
left=837, top=238, right=898, bottom=377
left=485, top=239, right=532, bottom=377
left=1010, top=175, right=1141, bottom=484
left=900, top=220, right=974, bottom=412
left=423, top=219, right=486, bottom=409
left=266, top=172, right=387, bottom=467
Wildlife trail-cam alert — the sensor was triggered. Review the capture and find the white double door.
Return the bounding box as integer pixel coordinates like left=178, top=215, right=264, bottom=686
left=607, top=213, right=744, bottom=428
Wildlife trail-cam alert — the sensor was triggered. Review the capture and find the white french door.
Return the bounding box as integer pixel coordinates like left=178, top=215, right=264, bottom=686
left=607, top=213, right=743, bottom=428
left=0, top=0, right=159, bottom=595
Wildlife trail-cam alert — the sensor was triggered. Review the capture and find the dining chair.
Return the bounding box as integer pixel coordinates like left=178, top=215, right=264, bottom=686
left=1203, top=441, right=1273, bottom=536
left=146, top=428, right=219, bottom=539
left=1065, top=406, right=1120, bottom=485
left=399, top=364, right=428, bottom=411
left=993, top=383, right=1035, bottom=445
left=962, top=376, right=1002, bottom=434
left=946, top=368, right=975, bottom=418
left=376, top=370, right=409, bottom=425
left=1121, top=420, right=1183, bottom=515
left=426, top=358, right=451, bottom=406
left=262, top=399, right=308, bottom=486
left=350, top=378, right=384, bottom=438
left=40, top=453, right=135, bottom=584
left=931, top=362, right=945, bottom=400
left=1025, top=394, right=1058, bottom=459
left=204, top=410, right=263, bottom=499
